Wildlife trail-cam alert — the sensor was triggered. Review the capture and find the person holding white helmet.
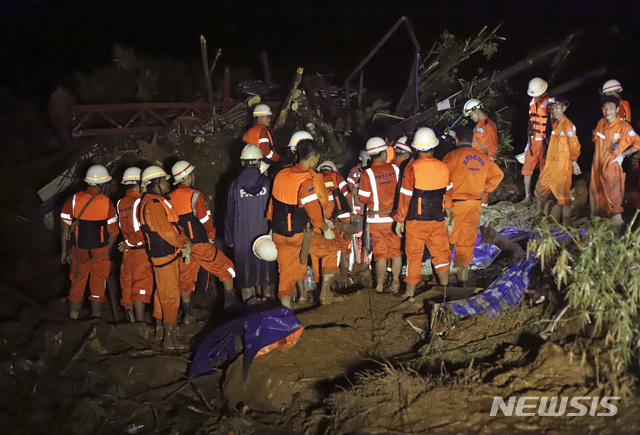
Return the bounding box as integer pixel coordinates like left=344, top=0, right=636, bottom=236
left=116, top=167, right=153, bottom=322
left=60, top=165, right=119, bottom=319
left=463, top=99, right=498, bottom=159
left=138, top=165, right=191, bottom=351
left=243, top=103, right=280, bottom=165
left=519, top=77, right=551, bottom=206
left=602, top=79, right=631, bottom=122
left=225, top=144, right=276, bottom=303
left=168, top=160, right=236, bottom=322
left=357, top=137, right=402, bottom=294
left=395, top=127, right=453, bottom=297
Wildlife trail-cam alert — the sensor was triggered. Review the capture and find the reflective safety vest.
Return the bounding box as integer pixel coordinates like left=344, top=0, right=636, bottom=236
left=406, top=157, right=450, bottom=222
left=69, top=191, right=115, bottom=249
left=321, top=171, right=352, bottom=220
left=243, top=123, right=276, bottom=160
left=138, top=193, right=182, bottom=259
left=168, top=186, right=208, bottom=244
left=528, top=94, right=550, bottom=145
left=117, top=190, right=144, bottom=250
left=271, top=168, right=314, bottom=236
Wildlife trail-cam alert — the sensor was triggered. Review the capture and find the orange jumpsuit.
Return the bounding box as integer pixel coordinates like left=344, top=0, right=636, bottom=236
left=242, top=122, right=279, bottom=162
left=168, top=184, right=235, bottom=293
left=117, top=189, right=153, bottom=305
left=472, top=116, right=498, bottom=159
left=535, top=116, right=581, bottom=206
left=268, top=164, right=327, bottom=297
left=61, top=187, right=119, bottom=303
left=358, top=161, right=401, bottom=261
left=443, top=146, right=504, bottom=266
left=618, top=100, right=631, bottom=122
left=522, top=94, right=550, bottom=176
left=590, top=117, right=640, bottom=216
left=396, top=156, right=452, bottom=284
left=139, top=192, right=190, bottom=325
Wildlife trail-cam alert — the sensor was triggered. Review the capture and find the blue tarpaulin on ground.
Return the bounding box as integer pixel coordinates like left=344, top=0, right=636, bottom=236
left=444, top=226, right=584, bottom=318
left=188, top=307, right=303, bottom=378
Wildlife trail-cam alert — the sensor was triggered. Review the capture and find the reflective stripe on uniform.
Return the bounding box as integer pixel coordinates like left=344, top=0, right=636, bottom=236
left=199, top=213, right=210, bottom=224
left=367, top=215, right=394, bottom=223
left=61, top=212, right=72, bottom=220
left=227, top=267, right=236, bottom=278
left=337, top=212, right=350, bottom=219
left=266, top=150, right=274, bottom=158
left=301, top=193, right=318, bottom=205
left=446, top=182, right=453, bottom=191
left=133, top=198, right=141, bottom=232
left=338, top=181, right=347, bottom=189
left=434, top=262, right=449, bottom=270
left=259, top=138, right=270, bottom=144
left=400, top=187, right=413, bottom=197
left=163, top=200, right=173, bottom=209
left=107, top=216, right=118, bottom=224
left=597, top=132, right=606, bottom=139
left=365, top=168, right=380, bottom=210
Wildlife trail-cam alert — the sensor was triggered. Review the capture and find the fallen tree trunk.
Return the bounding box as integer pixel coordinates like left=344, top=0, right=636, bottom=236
left=274, top=67, right=304, bottom=130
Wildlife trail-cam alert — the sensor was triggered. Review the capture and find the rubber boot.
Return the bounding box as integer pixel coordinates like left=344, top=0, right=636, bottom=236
left=405, top=283, right=417, bottom=298
left=223, top=290, right=238, bottom=309
left=182, top=303, right=195, bottom=325
left=611, top=213, right=624, bottom=232
left=388, top=278, right=400, bottom=294
left=339, top=253, right=350, bottom=276
left=163, top=323, right=187, bottom=352
left=320, top=273, right=342, bottom=305
left=550, top=205, right=562, bottom=222
left=133, top=300, right=145, bottom=322
left=125, top=305, right=135, bottom=323
left=263, top=285, right=275, bottom=300
left=280, top=294, right=292, bottom=308
left=240, top=287, right=255, bottom=303
left=458, top=264, right=470, bottom=286
left=91, top=300, right=102, bottom=318
left=436, top=269, right=450, bottom=286
left=562, top=205, right=572, bottom=227
left=69, top=301, right=81, bottom=320
left=155, top=318, right=164, bottom=341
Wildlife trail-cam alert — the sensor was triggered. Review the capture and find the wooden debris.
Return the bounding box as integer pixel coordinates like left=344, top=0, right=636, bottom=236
left=274, top=67, right=304, bottom=130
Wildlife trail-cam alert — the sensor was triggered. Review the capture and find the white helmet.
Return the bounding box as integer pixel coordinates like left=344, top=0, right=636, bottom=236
left=412, top=127, right=439, bottom=151
left=253, top=103, right=273, bottom=117
left=171, top=160, right=194, bottom=185
left=359, top=150, right=370, bottom=165
left=527, top=77, right=548, bottom=97
left=365, top=137, right=388, bottom=156
left=121, top=167, right=141, bottom=185
left=252, top=235, right=277, bottom=261
left=317, top=161, right=337, bottom=172
left=241, top=144, right=263, bottom=161
left=515, top=152, right=526, bottom=165
left=394, top=136, right=411, bottom=153
left=463, top=99, right=482, bottom=116
left=288, top=131, right=313, bottom=150
left=602, top=79, right=622, bottom=94
left=141, top=165, right=170, bottom=187
left=84, top=165, right=112, bottom=186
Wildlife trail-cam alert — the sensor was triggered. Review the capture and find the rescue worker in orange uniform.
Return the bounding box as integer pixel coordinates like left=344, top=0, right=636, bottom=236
left=442, top=126, right=504, bottom=284
left=117, top=167, right=153, bottom=322
left=268, top=139, right=336, bottom=307
left=61, top=165, right=119, bottom=319
left=590, top=95, right=640, bottom=228
left=138, top=166, right=191, bottom=351
left=358, top=137, right=402, bottom=294
left=534, top=98, right=582, bottom=225
left=520, top=77, right=551, bottom=205
left=395, top=128, right=452, bottom=297
left=392, top=136, right=413, bottom=177
left=602, top=80, right=631, bottom=122
left=169, top=160, right=235, bottom=323
left=463, top=99, right=498, bottom=159
left=242, top=103, right=279, bottom=165
left=317, top=160, right=354, bottom=276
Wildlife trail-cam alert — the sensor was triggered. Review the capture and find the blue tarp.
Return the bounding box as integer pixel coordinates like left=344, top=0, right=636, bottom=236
left=444, top=226, right=584, bottom=318
left=188, top=307, right=303, bottom=378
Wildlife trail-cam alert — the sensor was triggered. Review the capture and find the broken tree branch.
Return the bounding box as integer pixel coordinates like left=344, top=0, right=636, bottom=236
left=200, top=35, right=222, bottom=114
left=274, top=67, right=304, bottom=130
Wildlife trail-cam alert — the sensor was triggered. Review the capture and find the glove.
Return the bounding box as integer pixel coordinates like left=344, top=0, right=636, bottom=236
left=610, top=155, right=624, bottom=166
left=323, top=227, right=335, bottom=240
left=446, top=220, right=454, bottom=236
left=209, top=238, right=215, bottom=244
left=481, top=202, right=488, bottom=208
left=324, top=218, right=335, bottom=230
left=395, top=221, right=405, bottom=236
left=118, top=241, right=128, bottom=252
left=572, top=161, right=582, bottom=175
left=181, top=242, right=192, bottom=264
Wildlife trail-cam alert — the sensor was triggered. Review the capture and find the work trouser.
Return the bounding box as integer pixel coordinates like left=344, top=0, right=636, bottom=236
left=404, top=220, right=451, bottom=285
left=310, top=230, right=339, bottom=283
left=590, top=161, right=626, bottom=217
left=521, top=137, right=546, bottom=176
left=151, top=253, right=181, bottom=325
left=273, top=232, right=307, bottom=298
left=536, top=159, right=572, bottom=206
left=449, top=200, right=482, bottom=267
left=179, top=242, right=235, bottom=293
left=336, top=217, right=352, bottom=257
left=68, top=245, right=110, bottom=303
left=369, top=222, right=402, bottom=261
left=120, top=248, right=154, bottom=306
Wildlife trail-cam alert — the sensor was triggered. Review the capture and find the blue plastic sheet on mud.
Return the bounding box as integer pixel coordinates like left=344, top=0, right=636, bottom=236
left=188, top=307, right=303, bottom=378
left=444, top=226, right=584, bottom=318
